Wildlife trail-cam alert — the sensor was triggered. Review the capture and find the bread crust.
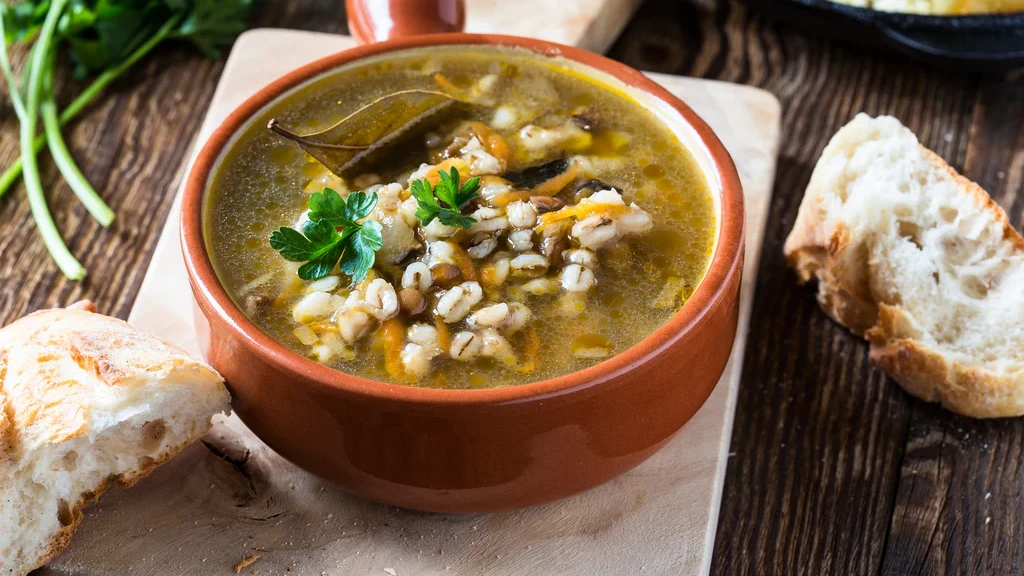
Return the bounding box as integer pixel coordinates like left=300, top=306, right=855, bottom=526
left=28, top=438, right=192, bottom=572
left=784, top=123, right=1024, bottom=418
left=864, top=305, right=1024, bottom=418
left=0, top=300, right=229, bottom=573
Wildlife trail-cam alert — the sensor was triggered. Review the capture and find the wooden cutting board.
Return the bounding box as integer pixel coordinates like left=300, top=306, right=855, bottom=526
left=42, top=28, right=781, bottom=576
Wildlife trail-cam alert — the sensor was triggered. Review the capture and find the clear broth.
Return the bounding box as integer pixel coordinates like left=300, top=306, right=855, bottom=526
left=205, top=46, right=717, bottom=389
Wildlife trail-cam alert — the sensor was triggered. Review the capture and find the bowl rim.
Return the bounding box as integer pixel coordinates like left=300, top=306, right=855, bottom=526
left=180, top=32, right=745, bottom=407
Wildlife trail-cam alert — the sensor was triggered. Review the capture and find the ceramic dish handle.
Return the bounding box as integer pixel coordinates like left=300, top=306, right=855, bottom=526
left=346, top=0, right=466, bottom=44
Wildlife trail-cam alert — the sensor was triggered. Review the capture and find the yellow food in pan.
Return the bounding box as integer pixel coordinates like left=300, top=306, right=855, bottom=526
left=831, top=0, right=1023, bottom=14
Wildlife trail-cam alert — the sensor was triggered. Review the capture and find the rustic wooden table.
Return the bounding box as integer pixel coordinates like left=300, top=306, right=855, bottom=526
left=2, top=0, right=1022, bottom=574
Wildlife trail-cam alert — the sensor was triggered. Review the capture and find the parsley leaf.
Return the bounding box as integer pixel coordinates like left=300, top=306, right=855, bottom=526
left=340, top=220, right=382, bottom=282
left=342, top=189, right=378, bottom=221
left=173, top=0, right=255, bottom=59
left=266, top=226, right=316, bottom=262
left=436, top=166, right=481, bottom=210
left=269, top=188, right=381, bottom=282
left=437, top=209, right=475, bottom=230
left=7, top=0, right=257, bottom=79
left=410, top=167, right=481, bottom=229
left=0, top=0, right=256, bottom=279
left=410, top=178, right=442, bottom=224
left=295, top=220, right=349, bottom=281
left=307, top=187, right=376, bottom=228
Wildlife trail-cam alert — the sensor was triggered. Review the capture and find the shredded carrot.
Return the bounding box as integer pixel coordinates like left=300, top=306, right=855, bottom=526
left=380, top=318, right=406, bottom=381
left=449, top=227, right=471, bottom=245
left=310, top=320, right=339, bottom=334
left=489, top=190, right=532, bottom=207
left=424, top=157, right=471, bottom=186
left=517, top=327, right=541, bottom=374
left=479, top=263, right=499, bottom=287
left=433, top=72, right=460, bottom=95
left=467, top=121, right=511, bottom=164
left=433, top=315, right=451, bottom=352
left=448, top=241, right=478, bottom=282
left=272, top=276, right=304, bottom=309
left=531, top=163, right=580, bottom=197
left=535, top=218, right=573, bottom=239
left=478, top=174, right=508, bottom=188
left=538, top=201, right=629, bottom=227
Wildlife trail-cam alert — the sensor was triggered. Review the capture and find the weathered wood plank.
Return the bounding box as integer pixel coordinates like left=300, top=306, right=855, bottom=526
left=606, top=0, right=1023, bottom=574
left=880, top=77, right=1024, bottom=576
left=0, top=1, right=352, bottom=329
left=0, top=48, right=222, bottom=322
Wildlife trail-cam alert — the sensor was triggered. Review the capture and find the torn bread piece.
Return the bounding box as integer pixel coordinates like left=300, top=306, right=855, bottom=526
left=0, top=301, right=230, bottom=574
left=784, top=114, right=1024, bottom=418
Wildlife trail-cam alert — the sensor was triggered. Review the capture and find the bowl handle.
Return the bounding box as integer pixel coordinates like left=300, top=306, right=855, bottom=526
left=346, top=0, right=466, bottom=45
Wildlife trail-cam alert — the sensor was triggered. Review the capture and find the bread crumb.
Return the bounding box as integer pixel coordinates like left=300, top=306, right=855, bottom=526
left=235, top=554, right=259, bottom=573
left=783, top=113, right=1024, bottom=419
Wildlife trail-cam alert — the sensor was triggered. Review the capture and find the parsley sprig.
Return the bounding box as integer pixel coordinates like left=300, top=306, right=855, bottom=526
left=410, top=167, right=481, bottom=229
left=269, top=188, right=383, bottom=282
left=0, top=0, right=256, bottom=279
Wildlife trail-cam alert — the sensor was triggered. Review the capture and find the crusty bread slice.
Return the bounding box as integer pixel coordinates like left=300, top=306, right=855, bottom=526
left=0, top=301, right=229, bottom=574
left=784, top=114, right=1024, bottom=418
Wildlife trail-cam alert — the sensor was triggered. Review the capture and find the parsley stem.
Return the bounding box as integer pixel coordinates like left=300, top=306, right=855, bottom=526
left=21, top=0, right=85, bottom=279
left=41, top=53, right=114, bottom=226
left=63, top=16, right=182, bottom=124
left=0, top=10, right=26, bottom=121
left=0, top=16, right=181, bottom=200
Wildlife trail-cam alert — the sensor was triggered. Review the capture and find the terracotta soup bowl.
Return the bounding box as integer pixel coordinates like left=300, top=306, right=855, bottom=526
left=180, top=2, right=744, bottom=513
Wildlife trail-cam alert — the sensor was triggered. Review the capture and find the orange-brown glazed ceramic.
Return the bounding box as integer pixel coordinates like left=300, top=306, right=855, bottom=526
left=180, top=1, right=745, bottom=513
left=346, top=0, right=464, bottom=44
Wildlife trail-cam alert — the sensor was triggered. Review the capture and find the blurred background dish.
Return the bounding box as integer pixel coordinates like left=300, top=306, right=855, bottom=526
left=828, top=0, right=1024, bottom=15
left=744, top=0, right=1024, bottom=72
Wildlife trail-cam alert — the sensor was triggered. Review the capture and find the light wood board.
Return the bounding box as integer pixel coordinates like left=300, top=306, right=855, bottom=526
left=464, top=0, right=645, bottom=54
left=41, top=29, right=781, bottom=576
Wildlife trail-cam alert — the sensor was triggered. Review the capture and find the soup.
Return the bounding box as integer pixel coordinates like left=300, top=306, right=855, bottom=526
left=205, top=46, right=717, bottom=389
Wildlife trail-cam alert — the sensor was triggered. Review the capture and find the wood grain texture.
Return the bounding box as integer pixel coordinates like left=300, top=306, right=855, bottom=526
left=0, top=0, right=1021, bottom=574
left=0, top=0, right=349, bottom=324
left=605, top=1, right=1023, bottom=575
left=879, top=78, right=1024, bottom=576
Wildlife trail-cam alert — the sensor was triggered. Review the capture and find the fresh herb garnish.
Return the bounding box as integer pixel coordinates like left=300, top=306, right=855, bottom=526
left=270, top=188, right=383, bottom=282
left=410, top=167, right=481, bottom=229
left=308, top=186, right=376, bottom=228
left=0, top=0, right=256, bottom=279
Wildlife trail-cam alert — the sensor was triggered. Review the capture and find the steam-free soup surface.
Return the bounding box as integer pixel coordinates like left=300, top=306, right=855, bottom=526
left=206, top=46, right=716, bottom=389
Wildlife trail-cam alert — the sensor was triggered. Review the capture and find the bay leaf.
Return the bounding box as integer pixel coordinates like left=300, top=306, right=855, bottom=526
left=268, top=89, right=459, bottom=177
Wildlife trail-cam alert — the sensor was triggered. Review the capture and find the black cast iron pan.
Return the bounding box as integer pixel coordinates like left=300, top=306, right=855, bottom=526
left=744, top=0, right=1024, bottom=73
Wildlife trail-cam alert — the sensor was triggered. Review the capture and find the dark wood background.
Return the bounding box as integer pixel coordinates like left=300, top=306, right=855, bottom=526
left=2, top=0, right=1022, bottom=574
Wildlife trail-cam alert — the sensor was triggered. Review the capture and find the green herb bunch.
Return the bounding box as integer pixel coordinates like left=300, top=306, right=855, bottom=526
left=269, top=188, right=384, bottom=282
left=0, top=0, right=256, bottom=279
left=410, top=166, right=481, bottom=229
